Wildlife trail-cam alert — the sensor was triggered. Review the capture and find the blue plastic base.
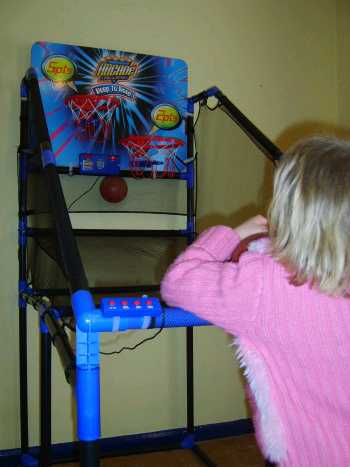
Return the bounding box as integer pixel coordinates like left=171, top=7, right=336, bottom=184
left=0, top=419, right=253, bottom=466
left=20, top=453, right=38, bottom=466
left=180, top=434, right=195, bottom=449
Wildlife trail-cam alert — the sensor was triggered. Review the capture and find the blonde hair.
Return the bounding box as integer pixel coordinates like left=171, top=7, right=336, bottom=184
left=268, top=136, right=350, bottom=296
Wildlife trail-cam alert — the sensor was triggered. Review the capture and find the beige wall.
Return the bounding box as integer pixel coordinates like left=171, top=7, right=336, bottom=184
left=337, top=0, right=350, bottom=127
left=0, top=0, right=342, bottom=450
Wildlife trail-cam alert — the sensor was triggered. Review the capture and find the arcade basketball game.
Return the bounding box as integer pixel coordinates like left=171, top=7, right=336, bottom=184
left=17, top=41, right=280, bottom=466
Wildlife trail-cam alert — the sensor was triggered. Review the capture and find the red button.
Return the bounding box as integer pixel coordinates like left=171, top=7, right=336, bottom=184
left=134, top=300, right=141, bottom=306
left=109, top=300, right=116, bottom=306
left=121, top=300, right=128, bottom=306
left=146, top=300, right=153, bottom=306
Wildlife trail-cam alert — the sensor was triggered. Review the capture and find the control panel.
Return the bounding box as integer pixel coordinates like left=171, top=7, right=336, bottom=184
left=100, top=296, right=162, bottom=318
left=79, top=153, right=120, bottom=175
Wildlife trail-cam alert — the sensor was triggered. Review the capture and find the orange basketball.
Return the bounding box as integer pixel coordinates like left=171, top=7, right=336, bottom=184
left=231, top=233, right=268, bottom=262
left=99, top=176, right=128, bottom=203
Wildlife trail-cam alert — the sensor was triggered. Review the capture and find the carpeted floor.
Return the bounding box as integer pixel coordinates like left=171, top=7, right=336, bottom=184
left=55, top=434, right=266, bottom=466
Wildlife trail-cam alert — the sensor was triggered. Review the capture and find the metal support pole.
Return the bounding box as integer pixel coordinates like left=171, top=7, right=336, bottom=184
left=19, top=304, right=29, bottom=453
left=185, top=100, right=196, bottom=440
left=39, top=324, right=52, bottom=467
left=80, top=441, right=100, bottom=467
left=186, top=327, right=194, bottom=434
left=18, top=80, right=29, bottom=454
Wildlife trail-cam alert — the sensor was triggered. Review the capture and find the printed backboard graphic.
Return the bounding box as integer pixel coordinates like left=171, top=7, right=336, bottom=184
left=31, top=42, right=188, bottom=172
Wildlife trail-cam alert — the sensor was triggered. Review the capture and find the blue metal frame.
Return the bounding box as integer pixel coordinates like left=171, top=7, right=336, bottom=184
left=18, top=68, right=279, bottom=466
left=0, top=418, right=254, bottom=466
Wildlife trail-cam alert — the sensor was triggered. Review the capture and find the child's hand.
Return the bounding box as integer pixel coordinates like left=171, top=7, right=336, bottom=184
left=235, top=215, right=268, bottom=240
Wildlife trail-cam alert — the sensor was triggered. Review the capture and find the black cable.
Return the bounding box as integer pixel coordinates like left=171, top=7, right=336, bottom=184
left=67, top=182, right=187, bottom=217
left=205, top=100, right=221, bottom=111
left=100, top=309, right=166, bottom=355
left=67, top=176, right=100, bottom=211
left=194, top=101, right=202, bottom=128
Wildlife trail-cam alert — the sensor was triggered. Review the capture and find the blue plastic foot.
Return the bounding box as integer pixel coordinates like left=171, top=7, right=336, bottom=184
left=20, top=453, right=38, bottom=466
left=181, top=433, right=195, bottom=449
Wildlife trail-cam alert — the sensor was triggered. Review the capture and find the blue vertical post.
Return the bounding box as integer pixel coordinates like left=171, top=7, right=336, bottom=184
left=74, top=291, right=101, bottom=467
left=76, top=329, right=100, bottom=467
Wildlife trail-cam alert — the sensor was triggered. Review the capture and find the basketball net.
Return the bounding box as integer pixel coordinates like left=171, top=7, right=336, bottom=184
left=65, top=94, right=120, bottom=142
left=120, top=135, right=184, bottom=178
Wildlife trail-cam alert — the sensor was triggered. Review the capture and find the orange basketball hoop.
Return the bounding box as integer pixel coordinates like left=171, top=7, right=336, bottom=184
left=65, top=94, right=120, bottom=142
left=120, top=135, right=184, bottom=178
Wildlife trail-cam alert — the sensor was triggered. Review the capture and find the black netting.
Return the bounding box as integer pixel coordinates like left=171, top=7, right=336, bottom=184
left=28, top=234, right=186, bottom=291
left=26, top=168, right=187, bottom=305
left=27, top=171, right=67, bottom=289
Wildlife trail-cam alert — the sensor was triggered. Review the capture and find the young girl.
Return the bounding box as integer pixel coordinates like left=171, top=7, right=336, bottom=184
left=161, top=136, right=350, bottom=467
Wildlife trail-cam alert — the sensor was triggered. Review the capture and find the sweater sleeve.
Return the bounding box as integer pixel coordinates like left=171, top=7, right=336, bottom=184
left=160, top=225, right=264, bottom=335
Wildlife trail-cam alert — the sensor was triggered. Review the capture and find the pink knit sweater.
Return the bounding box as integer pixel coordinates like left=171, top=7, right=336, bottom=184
left=161, top=226, right=350, bottom=466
